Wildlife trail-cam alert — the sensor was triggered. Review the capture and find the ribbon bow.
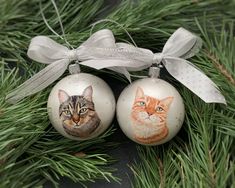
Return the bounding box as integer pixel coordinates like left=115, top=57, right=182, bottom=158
left=81, top=27, right=226, bottom=104
left=6, top=29, right=131, bottom=103
left=6, top=28, right=226, bottom=104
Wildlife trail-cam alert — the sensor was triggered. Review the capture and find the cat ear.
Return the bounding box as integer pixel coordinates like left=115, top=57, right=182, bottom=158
left=135, top=87, right=144, bottom=99
left=58, top=90, right=70, bottom=103
left=161, top=97, right=174, bottom=108
left=82, top=85, right=93, bottom=101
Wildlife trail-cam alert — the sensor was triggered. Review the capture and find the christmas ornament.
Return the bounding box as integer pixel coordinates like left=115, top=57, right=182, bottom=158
left=112, top=27, right=225, bottom=145
left=117, top=67, right=185, bottom=145
left=6, top=29, right=125, bottom=139
left=47, top=72, right=115, bottom=140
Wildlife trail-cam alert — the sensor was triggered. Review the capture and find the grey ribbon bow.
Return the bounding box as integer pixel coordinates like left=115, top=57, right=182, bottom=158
left=6, top=29, right=128, bottom=103
left=6, top=27, right=226, bottom=104
left=82, top=27, right=226, bottom=104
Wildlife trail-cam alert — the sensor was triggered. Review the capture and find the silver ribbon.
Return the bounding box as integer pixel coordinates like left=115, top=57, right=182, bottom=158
left=6, top=28, right=226, bottom=104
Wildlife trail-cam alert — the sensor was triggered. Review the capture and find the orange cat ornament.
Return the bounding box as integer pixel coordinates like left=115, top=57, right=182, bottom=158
left=117, top=77, right=185, bottom=146
left=131, top=87, right=173, bottom=144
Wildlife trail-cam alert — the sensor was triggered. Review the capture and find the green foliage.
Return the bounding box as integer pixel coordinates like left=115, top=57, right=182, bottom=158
left=102, top=0, right=235, bottom=49
left=127, top=2, right=235, bottom=187
left=0, top=0, right=234, bottom=187
left=0, top=62, right=118, bottom=187
left=0, top=0, right=119, bottom=187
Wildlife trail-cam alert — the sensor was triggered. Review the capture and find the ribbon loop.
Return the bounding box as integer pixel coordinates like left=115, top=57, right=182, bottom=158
left=162, top=27, right=202, bottom=58
left=27, top=36, right=69, bottom=64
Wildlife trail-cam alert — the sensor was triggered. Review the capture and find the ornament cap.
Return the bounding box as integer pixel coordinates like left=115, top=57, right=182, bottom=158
left=69, top=63, right=81, bottom=74
left=148, top=66, right=160, bottom=78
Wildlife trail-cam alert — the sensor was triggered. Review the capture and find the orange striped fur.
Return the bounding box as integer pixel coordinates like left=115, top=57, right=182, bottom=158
left=131, top=87, right=173, bottom=144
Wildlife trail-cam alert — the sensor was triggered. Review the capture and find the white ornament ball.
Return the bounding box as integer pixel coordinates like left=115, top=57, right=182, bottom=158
left=117, top=78, right=185, bottom=146
left=47, top=73, right=116, bottom=140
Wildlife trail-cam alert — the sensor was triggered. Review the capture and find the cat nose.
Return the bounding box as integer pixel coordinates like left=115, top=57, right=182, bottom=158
left=73, top=115, right=80, bottom=123
left=73, top=119, right=79, bottom=123
left=147, top=111, right=154, bottom=116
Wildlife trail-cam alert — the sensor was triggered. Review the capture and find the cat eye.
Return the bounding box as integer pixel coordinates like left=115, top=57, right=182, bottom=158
left=80, top=108, right=88, bottom=113
left=64, top=110, right=71, bottom=115
left=156, top=107, right=164, bottom=112
left=139, top=101, right=145, bottom=106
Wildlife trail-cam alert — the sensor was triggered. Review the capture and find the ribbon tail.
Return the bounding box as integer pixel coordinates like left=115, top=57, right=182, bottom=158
left=6, top=59, right=70, bottom=104
left=164, top=57, right=226, bottom=104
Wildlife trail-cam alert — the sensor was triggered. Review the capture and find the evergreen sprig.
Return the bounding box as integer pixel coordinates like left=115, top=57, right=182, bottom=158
left=0, top=0, right=235, bottom=187
left=130, top=18, right=235, bottom=188
left=0, top=0, right=119, bottom=187
left=0, top=62, right=119, bottom=187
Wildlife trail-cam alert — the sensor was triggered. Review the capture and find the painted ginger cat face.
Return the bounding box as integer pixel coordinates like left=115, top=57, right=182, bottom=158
left=58, top=86, right=101, bottom=138
left=131, top=87, right=173, bottom=144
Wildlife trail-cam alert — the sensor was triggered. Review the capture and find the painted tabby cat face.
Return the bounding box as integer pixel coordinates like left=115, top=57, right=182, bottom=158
left=58, top=86, right=100, bottom=138
left=131, top=87, right=173, bottom=126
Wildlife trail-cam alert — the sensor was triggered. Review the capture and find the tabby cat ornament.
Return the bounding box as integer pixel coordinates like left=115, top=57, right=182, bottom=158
left=47, top=73, right=116, bottom=140
left=116, top=67, right=185, bottom=146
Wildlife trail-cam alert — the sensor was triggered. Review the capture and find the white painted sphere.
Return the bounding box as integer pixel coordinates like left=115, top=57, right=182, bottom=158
left=47, top=73, right=116, bottom=140
left=116, top=78, right=185, bottom=146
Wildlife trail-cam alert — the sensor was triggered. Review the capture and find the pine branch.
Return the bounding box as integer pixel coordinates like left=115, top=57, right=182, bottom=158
left=119, top=2, right=235, bottom=188
left=1, top=0, right=235, bottom=187
left=196, top=21, right=235, bottom=138
left=130, top=18, right=235, bottom=188
left=97, top=0, right=235, bottom=48
left=0, top=62, right=120, bottom=187
left=206, top=52, right=235, bottom=86
left=0, top=1, right=120, bottom=187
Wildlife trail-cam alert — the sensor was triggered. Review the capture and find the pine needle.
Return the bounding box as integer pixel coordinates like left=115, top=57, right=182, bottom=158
left=1, top=0, right=235, bottom=187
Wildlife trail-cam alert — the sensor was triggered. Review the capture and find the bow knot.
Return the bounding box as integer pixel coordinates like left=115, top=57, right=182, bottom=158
left=153, top=53, right=164, bottom=65
left=67, top=49, right=78, bottom=61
